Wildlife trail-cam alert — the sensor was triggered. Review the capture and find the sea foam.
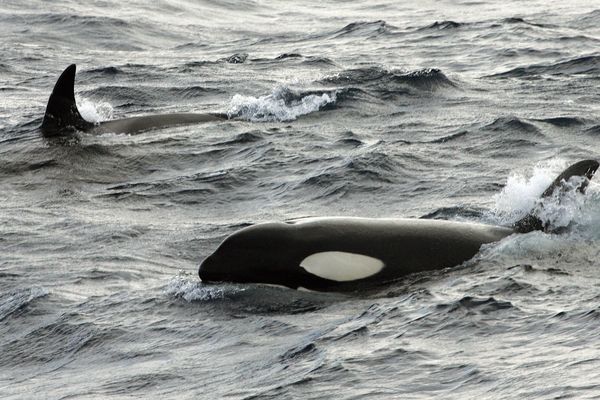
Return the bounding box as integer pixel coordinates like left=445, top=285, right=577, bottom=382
left=491, top=160, right=594, bottom=231
left=227, top=86, right=336, bottom=122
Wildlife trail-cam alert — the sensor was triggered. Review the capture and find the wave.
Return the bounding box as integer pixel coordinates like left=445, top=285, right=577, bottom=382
left=321, top=66, right=456, bottom=95
left=285, top=150, right=413, bottom=202
left=82, top=86, right=154, bottom=108
left=275, top=53, right=303, bottom=60
left=572, top=9, right=600, bottom=29
left=83, top=84, right=223, bottom=109
left=218, top=131, right=265, bottom=145
left=428, top=130, right=468, bottom=144
left=398, top=68, right=457, bottom=89
left=76, top=66, right=451, bottom=127
left=98, top=373, right=185, bottom=395
left=335, top=131, right=365, bottom=148
left=331, top=20, right=397, bottom=38
left=281, top=342, right=319, bottom=361
left=273, top=53, right=337, bottom=67
left=451, top=117, right=546, bottom=157
left=101, top=169, right=243, bottom=205
left=469, top=276, right=538, bottom=296
left=219, top=53, right=248, bottom=64
left=533, top=116, right=586, bottom=127
left=84, top=66, right=123, bottom=75
left=1, top=314, right=125, bottom=367
left=78, top=98, right=115, bottom=123
left=491, top=159, right=592, bottom=231
left=489, top=55, right=600, bottom=78
left=227, top=86, right=336, bottom=122
left=495, top=17, right=552, bottom=29
left=508, top=264, right=569, bottom=276
left=421, top=20, right=464, bottom=30
left=165, top=274, right=339, bottom=314
left=483, top=116, right=542, bottom=134
left=165, top=274, right=234, bottom=302
left=420, top=206, right=486, bottom=221
left=584, top=125, right=600, bottom=135
left=31, top=12, right=128, bottom=28
left=17, top=13, right=144, bottom=50
left=299, top=151, right=399, bottom=191
left=0, top=157, right=59, bottom=175
left=420, top=17, right=548, bottom=34
left=239, top=53, right=338, bottom=67
left=0, top=63, right=12, bottom=73
left=0, top=287, right=49, bottom=321
left=491, top=161, right=560, bottom=225
left=11, top=12, right=190, bottom=51
left=436, top=296, right=515, bottom=314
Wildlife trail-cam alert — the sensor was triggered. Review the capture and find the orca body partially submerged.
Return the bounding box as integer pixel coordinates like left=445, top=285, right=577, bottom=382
left=199, top=160, right=599, bottom=292
left=41, top=64, right=226, bottom=136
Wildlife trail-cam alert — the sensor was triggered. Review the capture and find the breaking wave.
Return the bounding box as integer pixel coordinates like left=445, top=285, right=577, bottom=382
left=77, top=97, right=114, bottom=123
left=227, top=86, right=337, bottom=122
left=491, top=160, right=595, bottom=231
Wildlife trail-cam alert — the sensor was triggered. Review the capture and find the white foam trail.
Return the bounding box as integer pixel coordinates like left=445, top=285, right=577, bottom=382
left=491, top=160, right=592, bottom=231
left=533, top=177, right=588, bottom=229
left=77, top=87, right=333, bottom=124
left=77, top=97, right=114, bottom=122
left=164, top=273, right=245, bottom=302
left=227, top=86, right=336, bottom=122
left=492, top=161, right=561, bottom=225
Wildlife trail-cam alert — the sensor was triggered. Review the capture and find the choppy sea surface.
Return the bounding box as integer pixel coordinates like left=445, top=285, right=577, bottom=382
left=2, top=1, right=600, bottom=398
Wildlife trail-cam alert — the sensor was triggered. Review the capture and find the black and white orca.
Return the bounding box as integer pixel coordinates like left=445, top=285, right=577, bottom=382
left=41, top=64, right=226, bottom=136
left=199, top=160, right=599, bottom=292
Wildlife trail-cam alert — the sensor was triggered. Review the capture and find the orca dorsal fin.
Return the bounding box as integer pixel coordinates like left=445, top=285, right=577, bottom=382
left=41, top=64, right=92, bottom=135
left=513, top=159, right=599, bottom=233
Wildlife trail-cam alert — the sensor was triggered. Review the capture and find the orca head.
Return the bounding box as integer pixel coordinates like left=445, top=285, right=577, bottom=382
left=199, top=223, right=301, bottom=288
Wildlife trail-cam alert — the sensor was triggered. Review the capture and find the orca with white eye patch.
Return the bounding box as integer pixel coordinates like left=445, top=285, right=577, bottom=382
left=199, top=159, right=599, bottom=292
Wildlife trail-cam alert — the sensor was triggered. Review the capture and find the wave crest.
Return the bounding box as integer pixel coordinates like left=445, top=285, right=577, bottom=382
left=227, top=86, right=336, bottom=122
left=333, top=20, right=396, bottom=38
left=77, top=97, right=114, bottom=122
left=0, top=287, right=49, bottom=321
left=491, top=160, right=592, bottom=231
left=165, top=274, right=244, bottom=302
left=321, top=66, right=456, bottom=92
left=490, top=55, right=600, bottom=78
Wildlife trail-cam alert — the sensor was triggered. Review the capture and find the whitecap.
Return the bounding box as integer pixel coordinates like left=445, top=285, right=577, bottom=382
left=490, top=160, right=591, bottom=231
left=164, top=273, right=245, bottom=302
left=227, top=86, right=336, bottom=122
left=76, top=97, right=114, bottom=123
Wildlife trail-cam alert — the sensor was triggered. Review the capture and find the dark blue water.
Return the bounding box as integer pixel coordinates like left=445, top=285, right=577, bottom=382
left=2, top=1, right=600, bottom=398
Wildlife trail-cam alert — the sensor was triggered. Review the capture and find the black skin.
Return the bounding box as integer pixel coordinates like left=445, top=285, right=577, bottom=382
left=200, top=218, right=514, bottom=291
left=200, top=160, right=599, bottom=292
left=40, top=67, right=600, bottom=292
left=41, top=64, right=226, bottom=136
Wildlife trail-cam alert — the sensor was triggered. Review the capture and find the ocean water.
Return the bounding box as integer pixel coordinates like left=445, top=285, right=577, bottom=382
left=2, top=0, right=600, bottom=398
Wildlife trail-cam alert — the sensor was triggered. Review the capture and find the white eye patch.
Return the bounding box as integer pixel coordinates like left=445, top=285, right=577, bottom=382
left=300, top=251, right=384, bottom=282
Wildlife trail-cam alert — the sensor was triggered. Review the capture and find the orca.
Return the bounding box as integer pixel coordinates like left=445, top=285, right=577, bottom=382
left=199, top=160, right=599, bottom=292
left=40, top=64, right=226, bottom=136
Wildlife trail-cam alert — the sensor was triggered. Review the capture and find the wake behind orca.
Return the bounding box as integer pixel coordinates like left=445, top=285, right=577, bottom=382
left=199, top=160, right=599, bottom=292
left=41, top=64, right=226, bottom=136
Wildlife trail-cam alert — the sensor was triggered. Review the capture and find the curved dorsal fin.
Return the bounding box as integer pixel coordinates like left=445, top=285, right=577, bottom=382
left=41, top=64, right=92, bottom=135
left=513, top=159, right=599, bottom=233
